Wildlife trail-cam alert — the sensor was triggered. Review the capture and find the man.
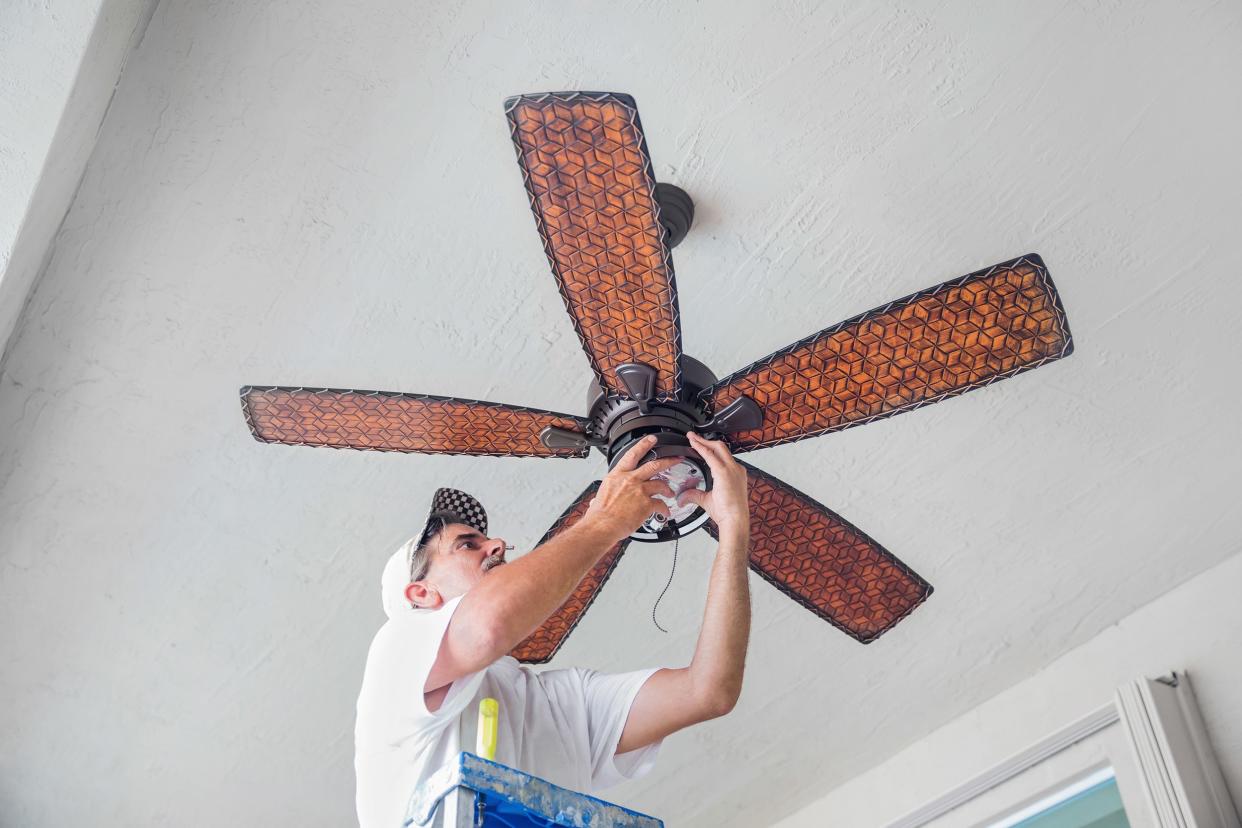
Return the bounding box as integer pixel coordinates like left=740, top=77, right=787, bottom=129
left=354, top=432, right=751, bottom=827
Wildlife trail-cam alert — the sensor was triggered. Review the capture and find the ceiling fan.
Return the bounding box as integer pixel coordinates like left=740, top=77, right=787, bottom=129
left=241, top=91, right=1073, bottom=663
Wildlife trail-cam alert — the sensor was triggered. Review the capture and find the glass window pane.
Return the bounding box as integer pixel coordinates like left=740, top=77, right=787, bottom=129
left=1002, top=773, right=1130, bottom=828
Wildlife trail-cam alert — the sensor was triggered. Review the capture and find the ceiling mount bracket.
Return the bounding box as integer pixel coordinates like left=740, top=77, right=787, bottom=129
left=654, top=183, right=694, bottom=248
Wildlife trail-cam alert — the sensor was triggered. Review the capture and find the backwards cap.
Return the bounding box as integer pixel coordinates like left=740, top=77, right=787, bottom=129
left=379, top=487, right=488, bottom=618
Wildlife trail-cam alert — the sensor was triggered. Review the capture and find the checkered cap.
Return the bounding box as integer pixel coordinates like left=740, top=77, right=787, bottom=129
left=381, top=488, right=490, bottom=619
left=416, top=487, right=488, bottom=548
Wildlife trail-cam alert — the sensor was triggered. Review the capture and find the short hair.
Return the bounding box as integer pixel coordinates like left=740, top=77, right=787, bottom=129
left=406, top=511, right=460, bottom=584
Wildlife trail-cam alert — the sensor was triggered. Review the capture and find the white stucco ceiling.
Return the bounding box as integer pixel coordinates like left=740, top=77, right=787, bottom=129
left=2, top=1, right=1241, bottom=825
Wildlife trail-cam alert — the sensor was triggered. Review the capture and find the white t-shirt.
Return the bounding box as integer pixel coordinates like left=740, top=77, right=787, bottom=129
left=354, top=595, right=662, bottom=828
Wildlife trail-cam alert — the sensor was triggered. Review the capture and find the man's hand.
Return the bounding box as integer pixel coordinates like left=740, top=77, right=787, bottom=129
left=677, top=432, right=749, bottom=536
left=583, top=435, right=680, bottom=542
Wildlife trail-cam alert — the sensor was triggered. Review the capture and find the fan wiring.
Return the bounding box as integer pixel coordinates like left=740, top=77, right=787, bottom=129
left=652, top=536, right=679, bottom=633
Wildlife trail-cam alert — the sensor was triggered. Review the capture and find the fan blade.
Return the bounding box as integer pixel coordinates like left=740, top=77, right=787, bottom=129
left=240, top=386, right=590, bottom=458
left=705, top=461, right=931, bottom=643
left=704, top=254, right=1072, bottom=451
left=510, top=480, right=631, bottom=663
left=506, top=91, right=683, bottom=400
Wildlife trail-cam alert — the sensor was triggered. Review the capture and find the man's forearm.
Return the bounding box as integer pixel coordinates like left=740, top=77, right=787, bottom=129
left=458, top=517, right=620, bottom=652
left=612, top=436, right=751, bottom=752
left=687, top=525, right=751, bottom=712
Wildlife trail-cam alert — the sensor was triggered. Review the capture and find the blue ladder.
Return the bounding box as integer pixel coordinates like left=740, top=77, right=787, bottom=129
left=405, top=752, right=664, bottom=828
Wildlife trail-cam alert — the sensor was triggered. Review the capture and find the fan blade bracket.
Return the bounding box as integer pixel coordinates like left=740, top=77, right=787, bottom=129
left=702, top=395, right=763, bottom=434
left=615, top=362, right=657, bottom=412
left=539, top=425, right=597, bottom=451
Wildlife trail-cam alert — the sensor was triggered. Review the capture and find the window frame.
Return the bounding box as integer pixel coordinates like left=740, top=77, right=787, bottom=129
left=888, top=672, right=1240, bottom=828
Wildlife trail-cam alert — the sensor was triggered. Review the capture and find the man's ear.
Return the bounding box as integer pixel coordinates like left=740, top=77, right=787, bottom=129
left=405, top=579, right=443, bottom=610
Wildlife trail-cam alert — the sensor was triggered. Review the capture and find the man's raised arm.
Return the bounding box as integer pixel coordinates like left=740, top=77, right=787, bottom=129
left=615, top=432, right=752, bottom=753
left=427, top=436, right=680, bottom=691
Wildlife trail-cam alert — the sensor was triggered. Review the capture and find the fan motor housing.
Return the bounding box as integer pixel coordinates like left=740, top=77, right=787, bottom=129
left=536, top=355, right=760, bottom=542
left=587, top=356, right=719, bottom=543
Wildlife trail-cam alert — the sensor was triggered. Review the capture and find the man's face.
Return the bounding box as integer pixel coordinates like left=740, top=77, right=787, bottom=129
left=421, top=523, right=508, bottom=598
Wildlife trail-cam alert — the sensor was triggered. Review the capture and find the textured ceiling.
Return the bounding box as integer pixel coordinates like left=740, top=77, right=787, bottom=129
left=3, top=1, right=1241, bottom=826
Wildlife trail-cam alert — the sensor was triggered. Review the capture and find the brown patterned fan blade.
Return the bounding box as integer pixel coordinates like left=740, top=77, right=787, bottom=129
left=506, top=91, right=683, bottom=400
left=705, top=461, right=931, bottom=643
left=511, top=480, right=631, bottom=663
left=240, top=386, right=590, bottom=458
left=704, top=254, right=1073, bottom=452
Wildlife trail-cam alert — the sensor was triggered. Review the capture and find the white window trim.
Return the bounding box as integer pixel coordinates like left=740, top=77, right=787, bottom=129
left=887, top=671, right=1240, bottom=828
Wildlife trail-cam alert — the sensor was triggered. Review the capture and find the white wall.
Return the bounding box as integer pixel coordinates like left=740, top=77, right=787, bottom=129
left=772, top=548, right=1242, bottom=827
left=0, top=0, right=157, bottom=362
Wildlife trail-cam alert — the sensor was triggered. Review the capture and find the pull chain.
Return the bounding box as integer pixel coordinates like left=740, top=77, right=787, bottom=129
left=652, top=536, right=679, bottom=633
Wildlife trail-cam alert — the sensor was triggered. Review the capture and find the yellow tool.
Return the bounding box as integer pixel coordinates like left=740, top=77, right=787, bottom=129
left=476, top=698, right=498, bottom=761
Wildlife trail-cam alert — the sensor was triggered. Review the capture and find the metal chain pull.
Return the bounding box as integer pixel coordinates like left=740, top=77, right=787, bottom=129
left=652, top=536, right=679, bottom=633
